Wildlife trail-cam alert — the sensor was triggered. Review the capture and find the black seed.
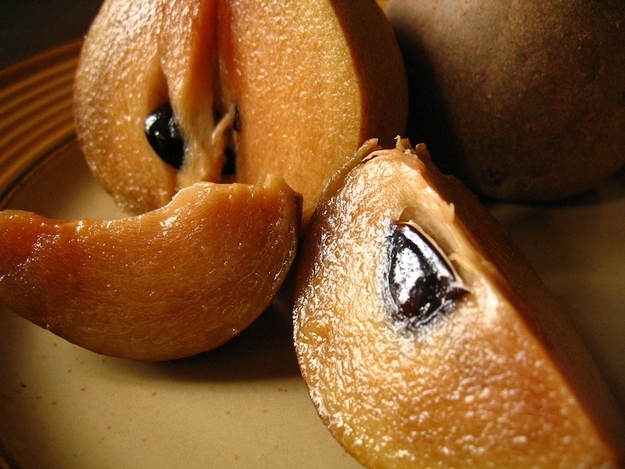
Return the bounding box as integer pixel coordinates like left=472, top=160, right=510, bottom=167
left=145, top=103, right=185, bottom=169
left=387, top=222, right=467, bottom=328
left=222, top=147, right=237, bottom=176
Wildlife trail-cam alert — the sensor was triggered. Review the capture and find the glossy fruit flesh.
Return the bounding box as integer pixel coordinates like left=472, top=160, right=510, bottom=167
left=0, top=176, right=300, bottom=361
left=219, top=0, right=407, bottom=224
left=294, top=139, right=625, bottom=467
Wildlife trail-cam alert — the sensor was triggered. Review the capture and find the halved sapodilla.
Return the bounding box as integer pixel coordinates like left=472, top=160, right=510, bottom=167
left=73, top=0, right=408, bottom=226
left=293, top=139, right=625, bottom=467
left=0, top=176, right=299, bottom=361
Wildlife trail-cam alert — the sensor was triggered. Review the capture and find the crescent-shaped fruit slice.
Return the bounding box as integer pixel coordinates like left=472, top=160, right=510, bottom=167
left=0, top=175, right=300, bottom=361
left=293, top=139, right=625, bottom=467
left=73, top=0, right=408, bottom=226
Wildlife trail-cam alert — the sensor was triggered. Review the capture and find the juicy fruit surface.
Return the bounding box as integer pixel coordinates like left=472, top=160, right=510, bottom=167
left=294, top=140, right=625, bottom=467
left=386, top=0, right=625, bottom=202
left=74, top=0, right=408, bottom=225
left=0, top=176, right=300, bottom=361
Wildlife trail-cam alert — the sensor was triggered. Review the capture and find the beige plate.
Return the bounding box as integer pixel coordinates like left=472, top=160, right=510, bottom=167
left=1, top=42, right=624, bottom=469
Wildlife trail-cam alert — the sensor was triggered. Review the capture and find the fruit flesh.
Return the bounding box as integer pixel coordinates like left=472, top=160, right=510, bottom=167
left=0, top=176, right=300, bottom=361
left=219, top=0, right=408, bottom=223
left=294, top=139, right=625, bottom=467
left=74, top=0, right=408, bottom=225
left=73, top=0, right=178, bottom=214
left=385, top=0, right=625, bottom=202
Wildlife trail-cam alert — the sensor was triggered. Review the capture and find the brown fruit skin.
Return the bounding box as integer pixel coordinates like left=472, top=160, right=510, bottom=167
left=0, top=176, right=300, bottom=361
left=294, top=139, right=625, bottom=467
left=386, top=0, right=625, bottom=202
left=74, top=0, right=408, bottom=226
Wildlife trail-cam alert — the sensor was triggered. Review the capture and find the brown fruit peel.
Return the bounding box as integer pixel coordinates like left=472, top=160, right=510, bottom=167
left=386, top=0, right=625, bottom=201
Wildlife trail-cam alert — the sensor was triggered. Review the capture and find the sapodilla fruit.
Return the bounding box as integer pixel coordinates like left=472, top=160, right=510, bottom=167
left=385, top=0, right=625, bottom=202
left=0, top=176, right=300, bottom=361
left=73, top=0, right=408, bottom=226
left=293, top=139, right=625, bottom=467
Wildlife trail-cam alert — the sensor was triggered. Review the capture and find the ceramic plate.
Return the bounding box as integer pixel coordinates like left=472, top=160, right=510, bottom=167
left=1, top=42, right=624, bottom=469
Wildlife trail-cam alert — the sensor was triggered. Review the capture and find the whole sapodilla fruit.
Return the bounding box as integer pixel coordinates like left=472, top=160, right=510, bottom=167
left=386, top=0, right=625, bottom=202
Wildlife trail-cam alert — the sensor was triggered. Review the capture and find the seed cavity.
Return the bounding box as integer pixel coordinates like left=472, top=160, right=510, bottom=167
left=146, top=102, right=239, bottom=178
left=145, top=102, right=185, bottom=169
left=233, top=102, right=242, bottom=132
left=387, top=221, right=467, bottom=328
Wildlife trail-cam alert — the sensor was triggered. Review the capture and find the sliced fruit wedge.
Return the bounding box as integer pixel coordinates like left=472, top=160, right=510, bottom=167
left=0, top=175, right=300, bottom=361
left=293, top=139, right=625, bottom=467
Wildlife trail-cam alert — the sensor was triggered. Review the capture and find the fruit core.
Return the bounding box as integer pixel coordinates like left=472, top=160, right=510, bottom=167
left=387, top=221, right=467, bottom=328
left=145, top=101, right=238, bottom=182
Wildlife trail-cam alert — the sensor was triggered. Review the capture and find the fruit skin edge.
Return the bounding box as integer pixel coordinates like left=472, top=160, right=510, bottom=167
left=293, top=138, right=625, bottom=467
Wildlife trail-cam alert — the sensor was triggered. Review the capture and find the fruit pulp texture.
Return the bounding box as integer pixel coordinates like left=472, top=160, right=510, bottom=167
left=0, top=176, right=300, bottom=361
left=294, top=142, right=625, bottom=467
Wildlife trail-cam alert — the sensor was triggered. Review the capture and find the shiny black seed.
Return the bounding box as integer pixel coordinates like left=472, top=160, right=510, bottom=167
left=145, top=103, right=185, bottom=169
left=222, top=147, right=237, bottom=176
left=387, top=222, right=467, bottom=328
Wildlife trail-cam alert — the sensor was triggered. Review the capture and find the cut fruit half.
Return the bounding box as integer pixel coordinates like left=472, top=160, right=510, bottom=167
left=293, top=139, right=625, bottom=467
left=74, top=0, right=408, bottom=226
